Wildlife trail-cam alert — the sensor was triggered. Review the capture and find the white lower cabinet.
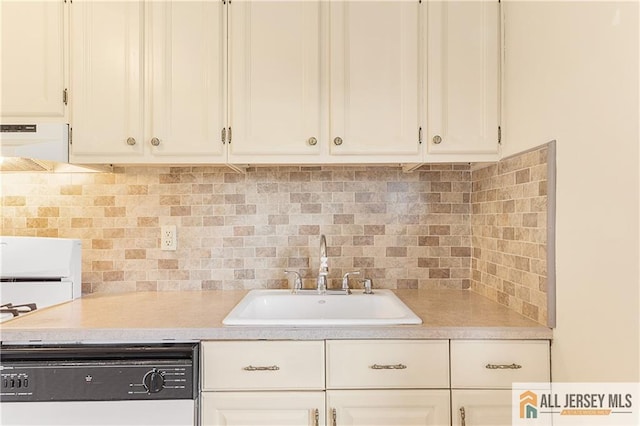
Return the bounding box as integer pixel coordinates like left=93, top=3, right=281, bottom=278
left=451, top=390, right=512, bottom=426
left=202, top=391, right=325, bottom=426
left=200, top=339, right=550, bottom=426
left=450, top=340, right=551, bottom=426
left=327, top=390, right=450, bottom=426
left=200, top=341, right=325, bottom=426
left=326, top=340, right=450, bottom=426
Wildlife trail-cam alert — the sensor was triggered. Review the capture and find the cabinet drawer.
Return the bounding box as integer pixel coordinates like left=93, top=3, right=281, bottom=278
left=450, top=340, right=550, bottom=388
left=326, top=340, right=449, bottom=389
left=201, top=341, right=325, bottom=390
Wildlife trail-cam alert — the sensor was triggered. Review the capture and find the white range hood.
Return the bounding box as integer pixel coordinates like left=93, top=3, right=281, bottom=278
left=0, top=123, right=111, bottom=172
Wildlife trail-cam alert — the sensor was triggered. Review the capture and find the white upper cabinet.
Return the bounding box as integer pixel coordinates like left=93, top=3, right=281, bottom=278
left=1, top=0, right=68, bottom=122
left=329, top=1, right=422, bottom=162
left=425, top=0, right=501, bottom=162
left=70, top=0, right=143, bottom=160
left=227, top=1, right=323, bottom=163
left=69, top=0, right=226, bottom=164
left=228, top=0, right=423, bottom=165
left=52, top=0, right=500, bottom=166
left=147, top=1, right=226, bottom=162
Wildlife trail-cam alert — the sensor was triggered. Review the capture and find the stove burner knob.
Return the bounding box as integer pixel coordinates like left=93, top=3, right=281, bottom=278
left=142, top=369, right=165, bottom=394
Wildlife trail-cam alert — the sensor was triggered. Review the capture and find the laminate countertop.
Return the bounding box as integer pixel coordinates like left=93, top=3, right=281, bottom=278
left=0, top=290, right=552, bottom=343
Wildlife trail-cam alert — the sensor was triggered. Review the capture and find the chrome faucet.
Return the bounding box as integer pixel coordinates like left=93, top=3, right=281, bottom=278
left=317, top=234, right=328, bottom=293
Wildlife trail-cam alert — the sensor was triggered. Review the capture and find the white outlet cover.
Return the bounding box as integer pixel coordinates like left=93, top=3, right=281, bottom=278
left=161, top=225, right=177, bottom=251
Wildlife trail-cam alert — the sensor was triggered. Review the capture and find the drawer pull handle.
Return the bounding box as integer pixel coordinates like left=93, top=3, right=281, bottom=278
left=485, top=363, right=522, bottom=370
left=460, top=407, right=466, bottom=426
left=370, top=363, right=407, bottom=370
left=243, top=365, right=280, bottom=371
left=313, top=408, right=319, bottom=426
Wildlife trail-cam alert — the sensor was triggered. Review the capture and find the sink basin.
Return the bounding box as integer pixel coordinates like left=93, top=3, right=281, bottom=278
left=222, top=289, right=422, bottom=326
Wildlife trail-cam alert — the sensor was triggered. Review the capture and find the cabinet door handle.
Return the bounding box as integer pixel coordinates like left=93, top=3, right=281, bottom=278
left=150, top=137, right=160, bottom=146
left=331, top=408, right=337, bottom=426
left=312, top=408, right=319, bottom=426
left=460, top=407, right=466, bottom=426
left=126, top=137, right=136, bottom=146
left=242, top=365, right=280, bottom=371
left=485, top=363, right=522, bottom=370
left=333, top=137, right=343, bottom=146
left=307, top=137, right=318, bottom=146
left=432, top=135, right=442, bottom=144
left=369, top=363, right=407, bottom=370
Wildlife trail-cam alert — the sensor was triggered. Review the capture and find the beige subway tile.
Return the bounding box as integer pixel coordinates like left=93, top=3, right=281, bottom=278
left=522, top=301, right=539, bottom=322
left=92, top=239, right=113, bottom=249
left=2, top=196, right=26, bottom=206
left=26, top=218, right=48, bottom=228
left=125, top=249, right=146, bottom=260
left=136, top=281, right=158, bottom=291
left=60, top=185, right=82, bottom=195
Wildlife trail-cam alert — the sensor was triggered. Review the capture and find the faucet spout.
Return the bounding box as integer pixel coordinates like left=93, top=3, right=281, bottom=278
left=317, top=234, right=328, bottom=293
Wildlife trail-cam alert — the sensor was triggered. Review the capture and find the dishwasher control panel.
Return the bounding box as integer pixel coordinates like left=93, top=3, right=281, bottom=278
left=0, top=361, right=194, bottom=402
left=2, top=372, right=31, bottom=393
left=0, top=343, right=198, bottom=403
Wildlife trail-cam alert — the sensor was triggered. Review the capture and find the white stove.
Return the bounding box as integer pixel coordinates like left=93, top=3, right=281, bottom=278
left=0, top=236, right=82, bottom=322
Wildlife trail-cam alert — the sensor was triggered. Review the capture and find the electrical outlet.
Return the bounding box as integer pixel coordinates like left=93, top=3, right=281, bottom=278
left=161, top=225, right=177, bottom=251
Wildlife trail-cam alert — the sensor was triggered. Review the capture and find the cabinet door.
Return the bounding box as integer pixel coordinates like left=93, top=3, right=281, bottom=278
left=425, top=0, right=500, bottom=161
left=202, top=391, right=325, bottom=426
left=451, top=390, right=512, bottom=426
left=69, top=0, right=144, bottom=161
left=147, top=1, right=226, bottom=163
left=228, top=0, right=322, bottom=163
left=329, top=1, right=422, bottom=162
left=1, top=0, right=67, bottom=121
left=327, top=390, right=450, bottom=426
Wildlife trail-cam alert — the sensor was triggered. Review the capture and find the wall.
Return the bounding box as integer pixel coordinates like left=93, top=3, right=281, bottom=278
left=503, top=1, right=639, bottom=381
left=0, top=165, right=473, bottom=293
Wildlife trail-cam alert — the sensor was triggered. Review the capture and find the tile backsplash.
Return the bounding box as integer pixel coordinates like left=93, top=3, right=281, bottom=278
left=0, top=165, right=472, bottom=292
left=470, top=145, right=551, bottom=325
left=0, top=147, right=551, bottom=325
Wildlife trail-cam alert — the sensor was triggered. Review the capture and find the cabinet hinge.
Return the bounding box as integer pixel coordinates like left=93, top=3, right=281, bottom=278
left=418, top=127, right=423, bottom=144
left=498, top=126, right=502, bottom=145
left=63, top=88, right=68, bottom=106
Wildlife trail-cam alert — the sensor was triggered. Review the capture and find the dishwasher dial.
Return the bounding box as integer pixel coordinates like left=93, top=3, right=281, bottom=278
left=142, top=369, right=165, bottom=394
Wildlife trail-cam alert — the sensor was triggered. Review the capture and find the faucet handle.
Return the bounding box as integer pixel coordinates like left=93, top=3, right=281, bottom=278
left=284, top=270, right=303, bottom=293
left=341, top=271, right=360, bottom=293
left=362, top=278, right=373, bottom=294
